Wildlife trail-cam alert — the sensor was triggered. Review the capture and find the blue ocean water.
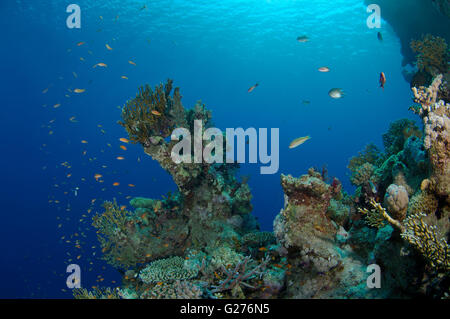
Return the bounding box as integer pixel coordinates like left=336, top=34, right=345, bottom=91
left=0, top=0, right=417, bottom=298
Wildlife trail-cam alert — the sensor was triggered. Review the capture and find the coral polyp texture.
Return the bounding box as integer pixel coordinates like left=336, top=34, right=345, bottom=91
left=79, top=71, right=450, bottom=299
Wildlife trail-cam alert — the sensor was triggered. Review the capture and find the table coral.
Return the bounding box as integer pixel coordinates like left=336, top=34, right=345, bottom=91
left=139, top=256, right=199, bottom=284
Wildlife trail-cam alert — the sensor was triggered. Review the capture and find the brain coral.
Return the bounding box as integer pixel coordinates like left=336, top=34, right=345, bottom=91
left=384, top=184, right=409, bottom=221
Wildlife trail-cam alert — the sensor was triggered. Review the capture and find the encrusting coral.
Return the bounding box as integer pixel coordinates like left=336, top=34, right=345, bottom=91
left=413, top=74, right=450, bottom=202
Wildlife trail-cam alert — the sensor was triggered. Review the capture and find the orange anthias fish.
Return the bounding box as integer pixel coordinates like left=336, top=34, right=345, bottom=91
left=93, top=63, right=108, bottom=68
left=151, top=110, right=162, bottom=116
left=247, top=83, right=259, bottom=93
left=119, top=138, right=129, bottom=143
left=379, top=72, right=386, bottom=89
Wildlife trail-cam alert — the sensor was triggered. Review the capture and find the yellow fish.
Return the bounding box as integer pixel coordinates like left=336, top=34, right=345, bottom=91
left=121, top=76, right=128, bottom=80
left=93, top=63, right=107, bottom=68
left=106, top=44, right=113, bottom=50
left=74, top=89, right=85, bottom=93
left=128, top=60, right=136, bottom=66
left=289, top=136, right=311, bottom=149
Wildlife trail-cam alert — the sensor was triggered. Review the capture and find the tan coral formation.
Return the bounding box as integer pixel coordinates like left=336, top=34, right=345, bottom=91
left=413, top=74, right=450, bottom=202
left=384, top=184, right=409, bottom=221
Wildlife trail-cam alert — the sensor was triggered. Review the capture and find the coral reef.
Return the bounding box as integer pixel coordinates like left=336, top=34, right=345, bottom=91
left=413, top=74, right=450, bottom=202
left=81, top=74, right=450, bottom=299
left=92, top=80, right=258, bottom=272
left=360, top=199, right=449, bottom=273
left=86, top=80, right=282, bottom=300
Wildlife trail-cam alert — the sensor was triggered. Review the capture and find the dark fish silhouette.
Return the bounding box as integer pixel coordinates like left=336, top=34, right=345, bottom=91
left=377, top=32, right=383, bottom=42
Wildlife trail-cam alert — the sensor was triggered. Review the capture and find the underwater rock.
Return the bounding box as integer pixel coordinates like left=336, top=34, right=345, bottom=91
left=273, top=169, right=385, bottom=298
left=274, top=170, right=336, bottom=251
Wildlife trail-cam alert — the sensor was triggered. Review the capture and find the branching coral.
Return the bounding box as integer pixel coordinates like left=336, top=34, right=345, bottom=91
left=412, top=74, right=444, bottom=108
left=358, top=198, right=404, bottom=231
left=359, top=199, right=450, bottom=272
left=210, top=255, right=270, bottom=297
left=411, top=34, right=449, bottom=74
left=402, top=213, right=450, bottom=272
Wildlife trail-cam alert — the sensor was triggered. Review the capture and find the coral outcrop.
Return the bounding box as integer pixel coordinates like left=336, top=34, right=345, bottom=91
left=80, top=72, right=450, bottom=299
